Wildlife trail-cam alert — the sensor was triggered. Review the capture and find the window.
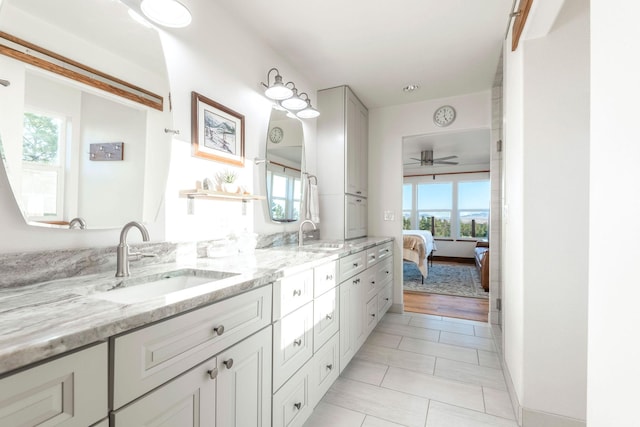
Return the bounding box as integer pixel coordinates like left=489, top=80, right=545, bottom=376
left=458, top=181, right=490, bottom=239
left=268, top=170, right=301, bottom=221
left=403, top=177, right=490, bottom=240
left=21, top=111, right=66, bottom=221
left=417, top=182, right=452, bottom=237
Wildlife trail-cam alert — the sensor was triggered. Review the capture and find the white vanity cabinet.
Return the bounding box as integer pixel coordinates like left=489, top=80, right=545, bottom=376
left=317, top=85, right=369, bottom=240
left=0, top=342, right=107, bottom=427
left=339, top=242, right=394, bottom=373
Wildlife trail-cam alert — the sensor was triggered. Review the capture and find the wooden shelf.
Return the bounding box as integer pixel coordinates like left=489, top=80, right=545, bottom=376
left=179, top=189, right=265, bottom=202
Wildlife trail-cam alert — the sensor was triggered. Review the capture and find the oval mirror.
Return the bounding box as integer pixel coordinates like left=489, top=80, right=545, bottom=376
left=0, top=0, right=171, bottom=230
left=265, top=108, right=304, bottom=223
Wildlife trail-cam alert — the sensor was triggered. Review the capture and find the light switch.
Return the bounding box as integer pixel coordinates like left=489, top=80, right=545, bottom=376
left=383, top=210, right=395, bottom=221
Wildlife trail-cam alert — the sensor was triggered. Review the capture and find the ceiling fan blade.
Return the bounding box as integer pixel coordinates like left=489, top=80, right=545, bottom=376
left=409, top=157, right=422, bottom=162
left=434, top=160, right=458, bottom=165
left=434, top=155, right=458, bottom=161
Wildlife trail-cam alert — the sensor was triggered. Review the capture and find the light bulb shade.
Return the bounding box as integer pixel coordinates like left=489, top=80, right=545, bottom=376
left=141, top=0, right=192, bottom=28
left=264, top=74, right=293, bottom=100
left=280, top=93, right=307, bottom=110
left=297, top=101, right=320, bottom=119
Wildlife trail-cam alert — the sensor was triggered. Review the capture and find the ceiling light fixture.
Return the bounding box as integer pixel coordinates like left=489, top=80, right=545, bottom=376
left=140, top=0, right=192, bottom=28
left=403, top=84, right=420, bottom=92
left=261, top=68, right=320, bottom=118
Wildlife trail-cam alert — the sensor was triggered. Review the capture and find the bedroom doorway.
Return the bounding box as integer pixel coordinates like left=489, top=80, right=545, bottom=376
left=401, top=128, right=492, bottom=322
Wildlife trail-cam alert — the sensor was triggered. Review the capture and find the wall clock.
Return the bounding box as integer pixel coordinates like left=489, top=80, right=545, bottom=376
left=269, top=126, right=284, bottom=143
left=433, top=105, right=456, bottom=127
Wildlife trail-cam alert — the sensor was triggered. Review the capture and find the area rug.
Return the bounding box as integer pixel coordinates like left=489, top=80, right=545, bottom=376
left=403, top=261, right=488, bottom=299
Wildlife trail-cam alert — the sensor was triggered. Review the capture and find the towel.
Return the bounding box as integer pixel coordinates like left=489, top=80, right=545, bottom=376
left=307, top=183, right=320, bottom=223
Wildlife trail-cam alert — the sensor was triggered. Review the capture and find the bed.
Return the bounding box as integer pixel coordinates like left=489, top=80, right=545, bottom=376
left=402, top=230, right=436, bottom=281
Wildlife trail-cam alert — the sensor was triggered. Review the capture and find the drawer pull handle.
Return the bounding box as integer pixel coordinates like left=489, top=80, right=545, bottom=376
left=223, top=358, right=234, bottom=369
left=213, top=325, right=225, bottom=336
left=385, top=249, right=390, bottom=252
left=386, top=271, right=390, bottom=274
left=294, top=402, right=302, bottom=410
left=353, top=278, right=360, bottom=284
left=369, top=254, right=375, bottom=259
left=207, top=368, right=218, bottom=380
left=326, top=313, right=333, bottom=320
left=371, top=313, right=376, bottom=317
left=371, top=280, right=376, bottom=285
left=293, top=289, right=302, bottom=297
left=294, top=339, right=302, bottom=346
left=326, top=274, right=333, bottom=280
left=385, top=297, right=390, bottom=301
left=353, top=263, right=359, bottom=268
left=326, top=364, right=333, bottom=370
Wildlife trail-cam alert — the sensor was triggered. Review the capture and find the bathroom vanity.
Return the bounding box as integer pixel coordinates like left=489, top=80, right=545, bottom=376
left=0, top=237, right=394, bottom=427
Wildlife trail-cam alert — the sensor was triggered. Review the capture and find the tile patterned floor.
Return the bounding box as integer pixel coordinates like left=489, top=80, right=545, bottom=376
left=303, top=311, right=517, bottom=427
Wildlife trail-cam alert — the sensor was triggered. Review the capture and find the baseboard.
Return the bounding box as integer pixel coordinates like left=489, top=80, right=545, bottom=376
left=502, top=358, right=586, bottom=427
left=431, top=255, right=475, bottom=264
left=522, top=409, right=585, bottom=427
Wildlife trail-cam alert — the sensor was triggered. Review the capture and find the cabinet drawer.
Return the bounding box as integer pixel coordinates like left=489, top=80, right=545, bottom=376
left=365, top=247, right=378, bottom=267
left=377, top=241, right=393, bottom=261
left=111, top=356, right=217, bottom=426
left=314, top=261, right=337, bottom=297
left=0, top=342, right=107, bottom=427
left=378, top=283, right=393, bottom=318
left=273, top=302, right=314, bottom=390
left=365, top=295, right=379, bottom=335
left=338, top=251, right=366, bottom=283
left=313, top=287, right=339, bottom=352
left=274, top=269, right=314, bottom=320
left=310, top=332, right=339, bottom=408
left=376, top=257, right=393, bottom=289
left=363, top=266, right=378, bottom=303
left=112, top=285, right=272, bottom=409
left=272, top=362, right=312, bottom=427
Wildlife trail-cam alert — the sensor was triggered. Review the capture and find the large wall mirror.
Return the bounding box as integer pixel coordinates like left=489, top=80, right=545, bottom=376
left=265, top=108, right=304, bottom=223
left=0, top=0, right=171, bottom=230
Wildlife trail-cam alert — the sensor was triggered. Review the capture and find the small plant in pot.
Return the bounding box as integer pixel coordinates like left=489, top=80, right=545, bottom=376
left=217, top=169, right=239, bottom=193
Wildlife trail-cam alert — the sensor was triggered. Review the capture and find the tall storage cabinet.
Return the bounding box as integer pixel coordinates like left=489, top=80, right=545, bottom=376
left=317, top=85, right=368, bottom=240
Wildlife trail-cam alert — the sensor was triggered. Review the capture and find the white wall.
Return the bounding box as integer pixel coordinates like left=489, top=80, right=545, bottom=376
left=588, top=1, right=640, bottom=426
left=368, top=92, right=491, bottom=310
left=502, top=0, right=588, bottom=423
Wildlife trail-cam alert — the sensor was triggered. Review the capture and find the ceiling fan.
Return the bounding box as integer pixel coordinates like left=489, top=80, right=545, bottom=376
left=404, top=150, right=458, bottom=166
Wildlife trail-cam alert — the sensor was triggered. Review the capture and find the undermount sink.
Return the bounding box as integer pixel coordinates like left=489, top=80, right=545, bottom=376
left=94, top=269, right=239, bottom=304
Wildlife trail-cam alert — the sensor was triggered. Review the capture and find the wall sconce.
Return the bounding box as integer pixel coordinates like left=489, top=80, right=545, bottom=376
left=261, top=67, right=320, bottom=118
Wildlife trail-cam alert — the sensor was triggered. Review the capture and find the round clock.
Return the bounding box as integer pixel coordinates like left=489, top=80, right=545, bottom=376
left=433, top=105, right=456, bottom=127
left=269, top=126, right=284, bottom=144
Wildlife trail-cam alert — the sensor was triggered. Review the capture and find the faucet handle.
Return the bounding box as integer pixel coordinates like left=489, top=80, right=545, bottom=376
left=128, top=251, right=158, bottom=261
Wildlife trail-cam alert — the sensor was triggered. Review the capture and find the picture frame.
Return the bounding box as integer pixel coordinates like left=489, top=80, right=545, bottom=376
left=191, top=91, right=245, bottom=166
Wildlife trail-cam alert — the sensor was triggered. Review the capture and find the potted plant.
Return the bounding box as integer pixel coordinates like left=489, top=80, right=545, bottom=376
left=217, top=169, right=239, bottom=193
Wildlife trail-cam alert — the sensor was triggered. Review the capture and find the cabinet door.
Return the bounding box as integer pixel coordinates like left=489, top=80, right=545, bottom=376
left=111, top=357, right=217, bottom=426
left=345, top=88, right=368, bottom=197
left=313, top=286, right=339, bottom=352
left=272, top=362, right=312, bottom=427
left=345, top=195, right=367, bottom=239
left=339, top=273, right=364, bottom=372
left=364, top=295, right=379, bottom=337
left=273, top=303, right=314, bottom=390
left=310, top=332, right=340, bottom=408
left=217, top=326, right=272, bottom=427
left=0, top=343, right=107, bottom=427
left=378, top=283, right=393, bottom=318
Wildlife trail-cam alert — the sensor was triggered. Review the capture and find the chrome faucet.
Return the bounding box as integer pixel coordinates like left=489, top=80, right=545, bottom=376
left=298, top=219, right=317, bottom=247
left=116, top=221, right=155, bottom=277
left=68, top=217, right=87, bottom=229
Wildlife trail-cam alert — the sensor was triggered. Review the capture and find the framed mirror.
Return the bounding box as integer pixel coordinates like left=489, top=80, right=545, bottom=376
left=265, top=108, right=304, bottom=223
left=0, top=0, right=171, bottom=230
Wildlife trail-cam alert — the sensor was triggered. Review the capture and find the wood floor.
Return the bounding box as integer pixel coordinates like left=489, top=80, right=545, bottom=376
left=403, top=291, right=489, bottom=322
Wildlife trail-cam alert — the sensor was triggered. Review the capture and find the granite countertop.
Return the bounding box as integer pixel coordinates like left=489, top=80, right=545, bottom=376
left=0, top=237, right=392, bottom=375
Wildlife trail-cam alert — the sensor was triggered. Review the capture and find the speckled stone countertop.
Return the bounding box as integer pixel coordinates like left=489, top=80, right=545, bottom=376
left=0, top=237, right=392, bottom=375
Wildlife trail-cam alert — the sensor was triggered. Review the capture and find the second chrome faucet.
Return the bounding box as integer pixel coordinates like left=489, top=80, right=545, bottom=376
left=116, top=221, right=156, bottom=277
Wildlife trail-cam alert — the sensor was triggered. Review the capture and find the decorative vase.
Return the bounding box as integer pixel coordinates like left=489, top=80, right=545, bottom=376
left=222, top=182, right=238, bottom=193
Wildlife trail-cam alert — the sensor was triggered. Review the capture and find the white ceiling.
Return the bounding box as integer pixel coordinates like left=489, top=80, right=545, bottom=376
left=214, top=0, right=512, bottom=174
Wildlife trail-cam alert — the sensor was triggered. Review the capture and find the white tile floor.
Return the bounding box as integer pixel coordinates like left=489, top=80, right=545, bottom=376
left=303, top=311, right=517, bottom=427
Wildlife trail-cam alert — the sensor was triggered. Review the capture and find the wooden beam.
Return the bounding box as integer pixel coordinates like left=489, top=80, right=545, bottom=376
left=512, top=0, right=535, bottom=51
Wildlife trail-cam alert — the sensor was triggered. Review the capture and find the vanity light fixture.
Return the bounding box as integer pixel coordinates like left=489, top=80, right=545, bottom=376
left=403, top=84, right=420, bottom=92
left=296, top=93, right=320, bottom=119
left=262, top=68, right=294, bottom=100
left=140, top=0, right=192, bottom=28
left=261, top=67, right=320, bottom=118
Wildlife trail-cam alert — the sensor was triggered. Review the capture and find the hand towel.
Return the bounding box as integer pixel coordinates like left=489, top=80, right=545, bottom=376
left=307, top=183, right=320, bottom=223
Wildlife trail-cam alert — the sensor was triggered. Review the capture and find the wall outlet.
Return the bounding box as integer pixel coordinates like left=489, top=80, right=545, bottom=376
left=383, top=210, right=395, bottom=221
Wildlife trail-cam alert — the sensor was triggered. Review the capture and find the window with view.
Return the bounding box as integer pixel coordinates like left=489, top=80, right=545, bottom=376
left=21, top=111, right=66, bottom=221
left=417, top=182, right=452, bottom=238
left=458, top=180, right=490, bottom=239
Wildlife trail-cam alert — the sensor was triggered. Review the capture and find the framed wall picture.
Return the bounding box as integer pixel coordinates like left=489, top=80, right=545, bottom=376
left=191, top=91, right=245, bottom=166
